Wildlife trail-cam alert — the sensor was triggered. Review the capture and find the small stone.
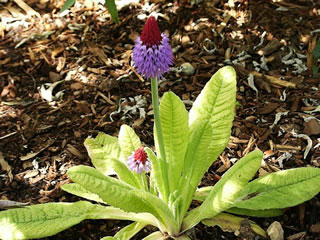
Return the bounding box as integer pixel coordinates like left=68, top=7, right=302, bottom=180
left=49, top=72, right=61, bottom=82
left=303, top=119, right=320, bottom=136
left=180, top=62, right=195, bottom=75
left=267, top=221, right=284, bottom=240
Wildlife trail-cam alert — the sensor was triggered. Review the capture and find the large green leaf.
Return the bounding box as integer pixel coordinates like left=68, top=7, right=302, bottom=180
left=101, top=222, right=147, bottom=240
left=61, top=183, right=105, bottom=203
left=179, top=120, right=212, bottom=218
left=188, top=66, right=236, bottom=165
left=202, top=213, right=266, bottom=238
left=182, top=150, right=263, bottom=232
left=105, top=0, right=119, bottom=24
left=0, top=201, right=97, bottom=240
left=68, top=165, right=174, bottom=229
left=84, top=132, right=121, bottom=176
left=233, top=167, right=320, bottom=210
left=159, top=91, right=188, bottom=192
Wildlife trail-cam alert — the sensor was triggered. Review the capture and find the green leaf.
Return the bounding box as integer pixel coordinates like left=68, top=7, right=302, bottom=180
left=181, top=66, right=237, bottom=221
left=84, top=132, right=121, bottom=176
left=130, top=190, right=179, bottom=235
left=180, top=120, right=212, bottom=218
left=68, top=165, right=175, bottom=230
left=0, top=201, right=98, bottom=240
left=60, top=0, right=75, bottom=13
left=160, top=91, right=188, bottom=192
left=233, top=167, right=320, bottom=210
left=89, top=206, right=158, bottom=226
left=101, top=222, right=147, bottom=240
left=61, top=183, right=105, bottom=203
left=109, top=158, right=141, bottom=189
left=118, top=125, right=141, bottom=159
left=182, top=150, right=263, bottom=232
left=202, top=213, right=266, bottom=238
left=68, top=166, right=146, bottom=212
left=105, top=0, right=119, bottom=24
left=193, top=186, right=282, bottom=217
left=189, top=66, right=236, bottom=165
left=226, top=207, right=282, bottom=218
left=312, top=40, right=320, bottom=59
left=193, top=186, right=212, bottom=202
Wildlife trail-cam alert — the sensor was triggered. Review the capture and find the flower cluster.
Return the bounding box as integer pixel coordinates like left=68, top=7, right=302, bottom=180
left=132, top=16, right=173, bottom=80
left=127, top=146, right=151, bottom=174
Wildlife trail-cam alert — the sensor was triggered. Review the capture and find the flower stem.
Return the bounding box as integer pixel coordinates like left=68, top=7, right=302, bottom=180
left=151, top=77, right=169, bottom=202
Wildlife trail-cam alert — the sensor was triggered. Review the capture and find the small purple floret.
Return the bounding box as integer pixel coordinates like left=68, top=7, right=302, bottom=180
left=127, top=151, right=151, bottom=174
left=132, top=33, right=173, bottom=80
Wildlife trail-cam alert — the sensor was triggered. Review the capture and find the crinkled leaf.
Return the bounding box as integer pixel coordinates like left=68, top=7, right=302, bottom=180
left=202, top=213, right=266, bottom=238
left=109, top=158, right=141, bottom=188
left=160, top=91, right=188, bottom=193
left=193, top=186, right=283, bottom=217
left=0, top=201, right=99, bottom=240
left=182, top=150, right=263, bottom=231
left=181, top=66, right=237, bottom=220
left=233, top=167, right=320, bottom=210
left=105, top=0, right=119, bottom=24
left=84, top=132, right=121, bottom=176
left=68, top=165, right=173, bottom=228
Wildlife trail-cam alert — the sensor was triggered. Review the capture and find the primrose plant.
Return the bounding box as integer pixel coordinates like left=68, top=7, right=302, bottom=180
left=1, top=17, right=320, bottom=240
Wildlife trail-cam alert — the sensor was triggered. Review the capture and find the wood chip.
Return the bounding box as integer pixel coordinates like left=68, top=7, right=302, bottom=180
left=13, top=0, right=40, bottom=17
left=66, top=144, right=84, bottom=159
left=0, top=152, right=13, bottom=182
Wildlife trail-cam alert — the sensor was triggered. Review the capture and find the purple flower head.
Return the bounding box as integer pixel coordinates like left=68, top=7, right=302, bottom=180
left=132, top=16, right=173, bottom=80
left=127, top=146, right=151, bottom=174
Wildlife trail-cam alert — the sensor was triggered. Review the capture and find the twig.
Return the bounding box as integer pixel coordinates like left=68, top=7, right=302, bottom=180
left=249, top=71, right=296, bottom=88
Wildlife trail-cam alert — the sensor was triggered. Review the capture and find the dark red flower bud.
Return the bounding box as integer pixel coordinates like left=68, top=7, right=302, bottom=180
left=140, top=16, right=162, bottom=47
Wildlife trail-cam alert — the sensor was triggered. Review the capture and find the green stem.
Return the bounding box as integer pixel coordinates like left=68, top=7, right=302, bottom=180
left=151, top=77, right=169, bottom=202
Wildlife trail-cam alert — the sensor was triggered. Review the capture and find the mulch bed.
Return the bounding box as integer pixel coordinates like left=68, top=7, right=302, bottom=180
left=1, top=0, right=320, bottom=239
